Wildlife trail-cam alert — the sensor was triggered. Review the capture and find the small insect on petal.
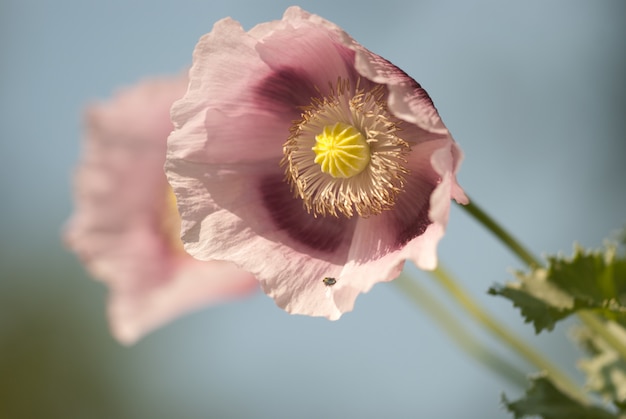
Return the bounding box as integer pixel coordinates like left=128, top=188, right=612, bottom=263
left=323, top=277, right=337, bottom=286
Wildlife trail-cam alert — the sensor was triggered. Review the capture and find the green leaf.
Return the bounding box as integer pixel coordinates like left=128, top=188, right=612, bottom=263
left=489, top=243, right=626, bottom=333
left=503, top=375, right=616, bottom=419
left=489, top=268, right=574, bottom=333
left=548, top=246, right=626, bottom=311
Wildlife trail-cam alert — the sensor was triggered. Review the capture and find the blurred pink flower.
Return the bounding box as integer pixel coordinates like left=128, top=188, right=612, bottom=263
left=64, top=76, right=258, bottom=344
left=166, top=7, right=468, bottom=320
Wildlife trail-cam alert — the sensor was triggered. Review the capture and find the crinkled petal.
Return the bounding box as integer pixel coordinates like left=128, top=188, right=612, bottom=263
left=170, top=18, right=291, bottom=165
left=353, top=48, right=448, bottom=135
left=254, top=23, right=358, bottom=98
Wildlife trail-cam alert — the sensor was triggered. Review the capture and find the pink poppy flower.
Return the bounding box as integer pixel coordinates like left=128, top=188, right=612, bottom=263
left=166, top=7, right=468, bottom=320
left=65, top=76, right=258, bottom=344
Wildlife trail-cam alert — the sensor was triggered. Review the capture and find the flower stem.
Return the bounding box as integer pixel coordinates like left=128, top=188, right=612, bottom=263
left=394, top=273, right=528, bottom=389
left=454, top=197, right=626, bottom=402
left=459, top=198, right=626, bottom=361
left=429, top=265, right=587, bottom=402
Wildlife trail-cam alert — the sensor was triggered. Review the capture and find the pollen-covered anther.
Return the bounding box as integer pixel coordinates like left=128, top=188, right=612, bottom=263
left=282, top=79, right=411, bottom=218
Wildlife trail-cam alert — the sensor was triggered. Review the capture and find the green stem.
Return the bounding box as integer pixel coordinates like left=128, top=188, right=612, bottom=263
left=429, top=265, right=587, bottom=402
left=394, top=273, right=528, bottom=389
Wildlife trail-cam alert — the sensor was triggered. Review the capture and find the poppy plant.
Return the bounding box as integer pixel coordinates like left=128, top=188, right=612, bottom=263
left=166, top=6, right=467, bottom=320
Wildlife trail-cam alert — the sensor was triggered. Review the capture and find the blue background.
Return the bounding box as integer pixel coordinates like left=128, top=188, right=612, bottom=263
left=1, top=1, right=625, bottom=418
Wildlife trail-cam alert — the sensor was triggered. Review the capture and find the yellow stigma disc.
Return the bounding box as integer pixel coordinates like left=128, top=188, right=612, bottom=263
left=312, top=122, right=370, bottom=178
